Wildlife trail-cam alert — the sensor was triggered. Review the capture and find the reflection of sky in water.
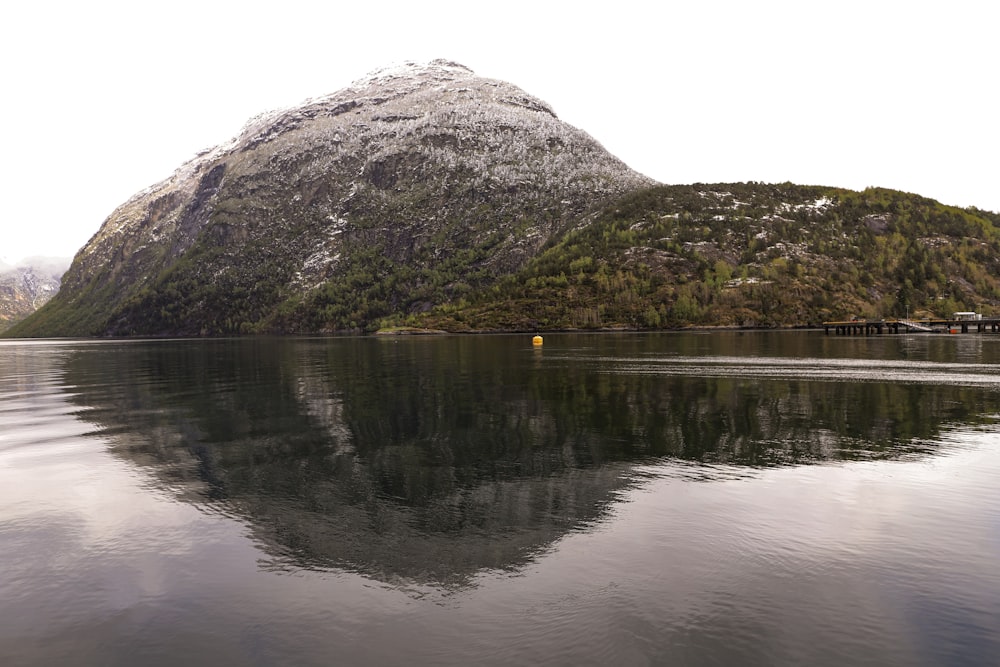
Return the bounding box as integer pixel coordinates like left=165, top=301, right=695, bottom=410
left=4, top=413, right=998, bottom=665
left=2, top=337, right=999, bottom=665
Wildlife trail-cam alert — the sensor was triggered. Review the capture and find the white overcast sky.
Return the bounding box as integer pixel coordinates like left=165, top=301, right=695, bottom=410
left=1, top=0, right=996, bottom=264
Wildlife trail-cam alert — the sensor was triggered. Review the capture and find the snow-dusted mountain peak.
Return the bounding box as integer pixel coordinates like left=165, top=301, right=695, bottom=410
left=352, top=59, right=476, bottom=87
left=12, top=59, right=653, bottom=337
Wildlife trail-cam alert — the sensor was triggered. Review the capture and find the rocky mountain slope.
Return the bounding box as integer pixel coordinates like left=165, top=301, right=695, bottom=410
left=0, top=258, right=70, bottom=332
left=9, top=60, right=651, bottom=337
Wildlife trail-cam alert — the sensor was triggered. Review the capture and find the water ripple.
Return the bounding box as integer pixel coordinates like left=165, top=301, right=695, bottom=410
left=581, top=354, right=1000, bottom=386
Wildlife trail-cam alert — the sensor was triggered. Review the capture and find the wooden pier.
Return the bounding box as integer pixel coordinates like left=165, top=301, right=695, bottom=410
left=823, top=317, right=1000, bottom=335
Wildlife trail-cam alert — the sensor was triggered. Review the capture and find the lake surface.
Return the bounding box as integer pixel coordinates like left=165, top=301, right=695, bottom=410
left=2, top=331, right=999, bottom=666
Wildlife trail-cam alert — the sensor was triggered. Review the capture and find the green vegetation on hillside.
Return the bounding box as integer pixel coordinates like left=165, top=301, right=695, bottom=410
left=8, top=182, right=1000, bottom=338
left=391, top=183, right=1000, bottom=331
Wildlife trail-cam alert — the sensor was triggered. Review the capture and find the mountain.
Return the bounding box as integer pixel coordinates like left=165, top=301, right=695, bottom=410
left=7, top=61, right=1000, bottom=338
left=8, top=60, right=651, bottom=338
left=0, top=257, right=70, bottom=333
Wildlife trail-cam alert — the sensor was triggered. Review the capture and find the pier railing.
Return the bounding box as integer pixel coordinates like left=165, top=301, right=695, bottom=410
left=899, top=319, right=934, bottom=332
left=823, top=317, right=1000, bottom=335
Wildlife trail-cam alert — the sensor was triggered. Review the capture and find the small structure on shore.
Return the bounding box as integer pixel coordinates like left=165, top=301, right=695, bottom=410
left=824, top=313, right=1000, bottom=335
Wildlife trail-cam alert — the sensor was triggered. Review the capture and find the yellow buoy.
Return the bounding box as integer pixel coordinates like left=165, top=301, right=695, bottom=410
left=532, top=335, right=543, bottom=346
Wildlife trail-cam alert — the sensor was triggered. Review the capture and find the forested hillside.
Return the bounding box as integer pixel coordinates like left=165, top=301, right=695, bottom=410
left=398, top=183, right=1000, bottom=331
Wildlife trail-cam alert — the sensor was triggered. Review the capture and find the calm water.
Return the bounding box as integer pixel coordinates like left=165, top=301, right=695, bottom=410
left=1, top=331, right=999, bottom=666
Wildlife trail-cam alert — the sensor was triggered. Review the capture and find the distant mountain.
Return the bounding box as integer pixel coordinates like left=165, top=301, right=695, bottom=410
left=7, top=61, right=1000, bottom=338
left=0, top=257, right=70, bottom=333
left=8, top=60, right=650, bottom=337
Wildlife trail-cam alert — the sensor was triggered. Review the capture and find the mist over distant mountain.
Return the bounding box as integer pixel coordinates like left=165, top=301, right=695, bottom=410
left=0, top=257, right=70, bottom=332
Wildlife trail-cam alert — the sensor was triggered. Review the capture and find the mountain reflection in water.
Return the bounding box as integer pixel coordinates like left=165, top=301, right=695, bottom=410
left=60, top=333, right=1000, bottom=588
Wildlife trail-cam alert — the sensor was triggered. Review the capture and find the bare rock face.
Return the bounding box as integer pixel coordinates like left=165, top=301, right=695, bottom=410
left=17, top=59, right=652, bottom=337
